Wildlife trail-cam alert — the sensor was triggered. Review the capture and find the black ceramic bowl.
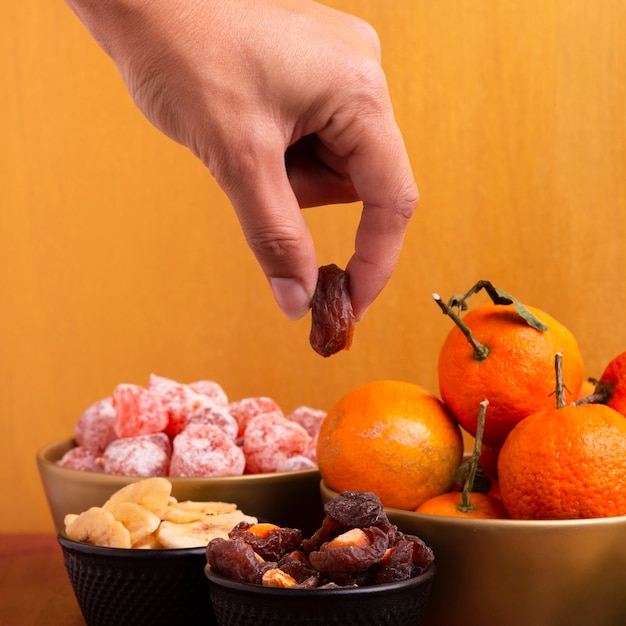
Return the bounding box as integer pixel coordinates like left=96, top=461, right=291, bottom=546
left=205, top=564, right=436, bottom=626
left=58, top=534, right=217, bottom=626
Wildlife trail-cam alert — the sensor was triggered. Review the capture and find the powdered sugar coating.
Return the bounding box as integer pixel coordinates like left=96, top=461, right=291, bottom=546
left=112, top=384, right=169, bottom=438
left=102, top=433, right=171, bottom=476
left=286, top=405, right=327, bottom=439
left=185, top=404, right=239, bottom=441
left=229, top=396, right=284, bottom=437
left=74, top=397, right=117, bottom=454
left=305, top=433, right=318, bottom=463
left=276, top=455, right=318, bottom=472
left=66, top=375, right=326, bottom=478
left=188, top=379, right=229, bottom=407
left=57, top=446, right=103, bottom=472
left=147, top=374, right=221, bottom=439
left=170, top=424, right=245, bottom=477
left=243, top=413, right=312, bottom=473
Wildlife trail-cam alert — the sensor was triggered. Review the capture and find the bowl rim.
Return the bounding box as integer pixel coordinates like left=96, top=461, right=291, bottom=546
left=320, top=479, right=626, bottom=529
left=57, top=532, right=207, bottom=557
left=204, top=561, right=436, bottom=596
left=37, top=437, right=320, bottom=483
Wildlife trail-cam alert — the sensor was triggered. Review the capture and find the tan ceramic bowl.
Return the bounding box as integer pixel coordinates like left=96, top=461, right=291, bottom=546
left=37, top=438, right=324, bottom=537
left=320, top=481, right=626, bottom=626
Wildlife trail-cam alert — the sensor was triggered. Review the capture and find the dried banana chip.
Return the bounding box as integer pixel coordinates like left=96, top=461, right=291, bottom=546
left=65, top=506, right=132, bottom=549
left=103, top=477, right=172, bottom=517
left=157, top=511, right=257, bottom=549
left=156, top=520, right=221, bottom=549
left=107, top=501, right=162, bottom=546
left=64, top=477, right=255, bottom=550
left=64, top=513, right=79, bottom=527
left=132, top=532, right=163, bottom=550
left=162, top=500, right=238, bottom=524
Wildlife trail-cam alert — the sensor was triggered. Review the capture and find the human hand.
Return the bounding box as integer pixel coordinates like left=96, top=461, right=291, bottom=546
left=65, top=0, right=418, bottom=320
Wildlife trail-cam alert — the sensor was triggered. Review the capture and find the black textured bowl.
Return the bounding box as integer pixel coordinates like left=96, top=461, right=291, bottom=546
left=58, top=534, right=217, bottom=626
left=205, top=564, right=436, bottom=626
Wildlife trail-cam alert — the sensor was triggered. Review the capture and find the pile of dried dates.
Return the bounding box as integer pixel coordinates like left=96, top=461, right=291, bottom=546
left=205, top=491, right=434, bottom=588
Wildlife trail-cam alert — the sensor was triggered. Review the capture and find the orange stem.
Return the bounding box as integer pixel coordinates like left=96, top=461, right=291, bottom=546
left=459, top=399, right=489, bottom=513
left=432, top=293, right=490, bottom=361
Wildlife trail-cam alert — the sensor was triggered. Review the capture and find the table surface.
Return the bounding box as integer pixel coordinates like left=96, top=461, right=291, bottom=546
left=0, top=534, right=85, bottom=626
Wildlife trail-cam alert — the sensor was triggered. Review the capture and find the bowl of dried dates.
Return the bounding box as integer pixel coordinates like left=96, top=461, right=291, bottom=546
left=204, top=490, right=436, bottom=626
left=37, top=374, right=327, bottom=536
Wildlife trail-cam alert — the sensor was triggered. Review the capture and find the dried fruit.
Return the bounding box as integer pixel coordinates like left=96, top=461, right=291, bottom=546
left=309, top=264, right=355, bottom=357
left=103, top=476, right=172, bottom=517
left=65, top=506, right=132, bottom=548
left=112, top=383, right=169, bottom=438
left=206, top=537, right=274, bottom=584
left=286, top=405, right=327, bottom=438
left=308, top=526, right=389, bottom=584
left=169, top=423, right=245, bottom=477
left=105, top=501, right=162, bottom=545
left=64, top=477, right=255, bottom=549
left=229, top=396, right=283, bottom=437
left=74, top=397, right=117, bottom=454
left=60, top=375, right=325, bottom=478
left=243, top=413, right=311, bottom=473
left=57, top=446, right=103, bottom=472
left=161, top=500, right=238, bottom=524
left=101, top=433, right=171, bottom=476
left=206, top=490, right=434, bottom=589
left=229, top=522, right=302, bottom=561
left=157, top=511, right=257, bottom=549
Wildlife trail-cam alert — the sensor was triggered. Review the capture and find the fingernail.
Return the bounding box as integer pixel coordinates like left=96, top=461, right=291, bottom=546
left=355, top=304, right=369, bottom=323
left=269, top=277, right=311, bottom=321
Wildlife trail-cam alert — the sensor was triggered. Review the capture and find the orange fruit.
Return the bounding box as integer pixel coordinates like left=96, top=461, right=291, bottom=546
left=576, top=378, right=597, bottom=402
left=415, top=491, right=509, bottom=519
left=438, top=302, right=584, bottom=447
left=497, top=403, right=626, bottom=519
left=316, top=380, right=464, bottom=510
left=478, top=442, right=501, bottom=477
left=598, top=349, right=626, bottom=416
left=451, top=465, right=501, bottom=498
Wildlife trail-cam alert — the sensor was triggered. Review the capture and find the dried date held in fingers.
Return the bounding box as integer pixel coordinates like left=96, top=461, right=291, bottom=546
left=309, top=264, right=356, bottom=358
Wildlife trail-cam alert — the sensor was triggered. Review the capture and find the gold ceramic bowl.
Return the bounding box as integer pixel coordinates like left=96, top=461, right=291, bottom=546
left=321, top=481, right=626, bottom=626
left=37, top=438, right=324, bottom=536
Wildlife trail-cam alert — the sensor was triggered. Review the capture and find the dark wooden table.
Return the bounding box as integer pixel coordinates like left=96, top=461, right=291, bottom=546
left=0, top=534, right=85, bottom=625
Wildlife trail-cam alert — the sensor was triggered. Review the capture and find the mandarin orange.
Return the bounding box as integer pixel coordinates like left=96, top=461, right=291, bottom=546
left=451, top=464, right=501, bottom=498
left=576, top=378, right=598, bottom=402
left=415, top=491, right=509, bottom=519
left=597, top=349, right=626, bottom=416
left=497, top=403, right=626, bottom=519
left=477, top=442, right=501, bottom=477
left=316, top=380, right=463, bottom=510
left=437, top=302, right=584, bottom=447
left=418, top=398, right=508, bottom=518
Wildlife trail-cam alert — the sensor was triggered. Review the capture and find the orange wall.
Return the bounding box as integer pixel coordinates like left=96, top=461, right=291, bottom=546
left=3, top=1, right=626, bottom=532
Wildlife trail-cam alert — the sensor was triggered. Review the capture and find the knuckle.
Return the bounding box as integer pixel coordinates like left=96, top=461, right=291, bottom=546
left=394, top=179, right=419, bottom=221
left=245, top=225, right=305, bottom=262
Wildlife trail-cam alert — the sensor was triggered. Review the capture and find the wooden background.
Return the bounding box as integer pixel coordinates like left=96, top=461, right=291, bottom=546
left=3, top=0, right=625, bottom=533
